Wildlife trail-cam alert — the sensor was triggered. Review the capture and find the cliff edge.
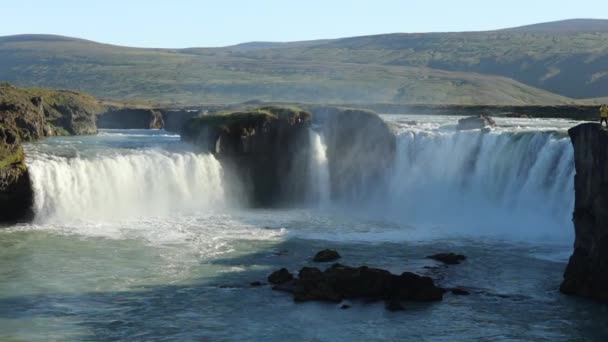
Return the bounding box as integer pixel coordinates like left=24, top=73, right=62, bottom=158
left=561, top=123, right=608, bottom=299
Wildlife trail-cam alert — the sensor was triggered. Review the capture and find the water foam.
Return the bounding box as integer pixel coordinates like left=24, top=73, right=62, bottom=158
left=308, top=129, right=331, bottom=206
left=378, top=129, right=575, bottom=241
left=28, top=150, right=234, bottom=223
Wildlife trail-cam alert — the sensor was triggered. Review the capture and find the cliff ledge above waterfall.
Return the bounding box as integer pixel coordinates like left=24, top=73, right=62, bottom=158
left=182, top=106, right=312, bottom=206
left=561, top=123, right=608, bottom=300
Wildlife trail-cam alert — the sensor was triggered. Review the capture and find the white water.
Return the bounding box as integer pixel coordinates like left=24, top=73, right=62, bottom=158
left=308, top=129, right=331, bottom=206
left=28, top=150, right=233, bottom=223
left=371, top=116, right=576, bottom=242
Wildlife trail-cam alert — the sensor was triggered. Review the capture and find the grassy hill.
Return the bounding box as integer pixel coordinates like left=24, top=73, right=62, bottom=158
left=1, top=19, right=607, bottom=105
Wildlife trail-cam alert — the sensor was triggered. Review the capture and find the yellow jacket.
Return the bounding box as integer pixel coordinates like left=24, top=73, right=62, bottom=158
left=601, top=107, right=608, bottom=118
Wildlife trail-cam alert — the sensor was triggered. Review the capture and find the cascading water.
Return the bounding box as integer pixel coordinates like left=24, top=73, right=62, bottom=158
left=308, top=129, right=330, bottom=206
left=28, top=150, right=232, bottom=222
left=376, top=127, right=575, bottom=240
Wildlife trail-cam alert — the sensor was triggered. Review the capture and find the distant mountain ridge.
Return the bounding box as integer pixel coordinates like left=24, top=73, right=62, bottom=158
left=501, top=18, right=608, bottom=32
left=1, top=19, right=607, bottom=104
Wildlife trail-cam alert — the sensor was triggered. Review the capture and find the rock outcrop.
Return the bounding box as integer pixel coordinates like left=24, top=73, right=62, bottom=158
left=0, top=83, right=102, bottom=223
left=0, top=130, right=33, bottom=223
left=161, top=109, right=203, bottom=133
left=457, top=114, right=496, bottom=130
left=427, top=253, right=467, bottom=265
left=308, top=106, right=396, bottom=201
left=0, top=83, right=101, bottom=137
left=271, top=264, right=444, bottom=307
left=561, top=123, right=608, bottom=300
left=182, top=106, right=312, bottom=206
left=97, top=108, right=164, bottom=129
left=313, top=249, right=341, bottom=262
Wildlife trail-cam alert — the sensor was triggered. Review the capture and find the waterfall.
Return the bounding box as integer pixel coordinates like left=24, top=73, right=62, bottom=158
left=28, top=150, right=233, bottom=222
left=308, top=129, right=330, bottom=206
left=378, top=129, right=575, bottom=239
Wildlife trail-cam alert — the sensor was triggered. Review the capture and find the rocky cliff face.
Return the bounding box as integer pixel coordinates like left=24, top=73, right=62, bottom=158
left=561, top=123, right=608, bottom=299
left=0, top=123, right=34, bottom=223
left=97, top=108, right=164, bottom=129
left=309, top=106, right=396, bottom=201
left=182, top=106, right=311, bottom=206
left=0, top=83, right=101, bottom=223
left=161, top=109, right=203, bottom=133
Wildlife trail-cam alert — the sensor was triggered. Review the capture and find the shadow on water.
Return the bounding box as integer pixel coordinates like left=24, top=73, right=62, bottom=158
left=1, top=235, right=608, bottom=341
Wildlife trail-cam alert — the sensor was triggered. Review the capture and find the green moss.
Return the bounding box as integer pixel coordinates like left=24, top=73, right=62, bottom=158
left=188, top=106, right=308, bottom=131
left=0, top=147, right=25, bottom=171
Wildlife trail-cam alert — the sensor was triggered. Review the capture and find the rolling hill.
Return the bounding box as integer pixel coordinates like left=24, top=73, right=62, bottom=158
left=1, top=19, right=607, bottom=105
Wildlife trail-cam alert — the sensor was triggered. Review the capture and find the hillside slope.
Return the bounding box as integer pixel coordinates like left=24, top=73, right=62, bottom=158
left=239, top=19, right=608, bottom=99
left=2, top=20, right=607, bottom=104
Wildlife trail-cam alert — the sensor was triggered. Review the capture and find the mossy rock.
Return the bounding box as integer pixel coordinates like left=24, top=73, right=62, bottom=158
left=182, top=106, right=312, bottom=207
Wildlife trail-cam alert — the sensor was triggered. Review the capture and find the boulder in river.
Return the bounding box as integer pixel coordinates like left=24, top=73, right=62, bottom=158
left=427, top=253, right=467, bottom=265
left=270, top=264, right=444, bottom=308
left=313, top=249, right=341, bottom=262
left=268, top=268, right=294, bottom=285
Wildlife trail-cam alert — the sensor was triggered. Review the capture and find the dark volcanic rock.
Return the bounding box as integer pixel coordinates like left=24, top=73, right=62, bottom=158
left=308, top=106, right=396, bottom=201
left=0, top=83, right=102, bottom=223
left=268, top=268, right=294, bottom=285
left=427, top=253, right=467, bottom=265
left=271, top=264, right=443, bottom=308
left=451, top=288, right=471, bottom=296
left=182, top=106, right=312, bottom=206
left=0, top=156, right=34, bottom=223
left=313, top=249, right=341, bottom=262
left=385, top=300, right=405, bottom=311
left=161, top=109, right=203, bottom=133
left=561, top=123, right=608, bottom=300
left=457, top=114, right=496, bottom=130
left=97, top=108, right=164, bottom=129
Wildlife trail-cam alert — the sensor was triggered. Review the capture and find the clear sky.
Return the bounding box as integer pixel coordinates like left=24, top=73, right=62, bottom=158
left=1, top=0, right=607, bottom=48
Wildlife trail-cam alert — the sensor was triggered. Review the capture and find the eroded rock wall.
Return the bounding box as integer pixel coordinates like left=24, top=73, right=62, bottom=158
left=561, top=123, right=608, bottom=299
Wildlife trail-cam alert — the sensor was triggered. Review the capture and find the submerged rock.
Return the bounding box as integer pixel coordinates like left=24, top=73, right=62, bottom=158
left=427, top=253, right=467, bottom=265
left=313, top=249, right=341, bottom=262
left=561, top=123, right=608, bottom=300
left=268, top=268, right=294, bottom=285
left=270, top=264, right=444, bottom=309
left=457, top=114, right=496, bottom=130
left=451, top=288, right=471, bottom=296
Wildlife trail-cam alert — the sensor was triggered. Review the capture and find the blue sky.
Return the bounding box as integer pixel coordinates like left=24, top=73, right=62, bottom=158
left=1, top=0, right=606, bottom=47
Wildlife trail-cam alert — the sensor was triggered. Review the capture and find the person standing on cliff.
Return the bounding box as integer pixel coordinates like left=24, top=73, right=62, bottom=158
left=601, top=105, right=608, bottom=127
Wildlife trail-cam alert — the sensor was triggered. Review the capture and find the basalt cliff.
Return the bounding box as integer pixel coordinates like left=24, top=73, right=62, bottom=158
left=0, top=83, right=102, bottom=223
left=561, top=123, right=608, bottom=300
left=181, top=105, right=396, bottom=206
